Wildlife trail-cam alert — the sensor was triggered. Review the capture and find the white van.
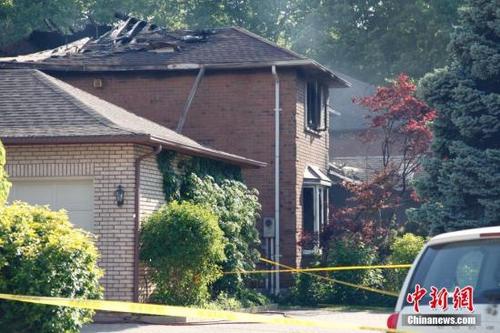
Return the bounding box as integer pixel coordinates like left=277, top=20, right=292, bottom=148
left=388, top=226, right=500, bottom=332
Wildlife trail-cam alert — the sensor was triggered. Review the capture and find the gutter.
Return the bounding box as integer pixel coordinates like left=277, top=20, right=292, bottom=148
left=271, top=65, right=280, bottom=295
left=133, top=144, right=162, bottom=302
left=1, top=134, right=266, bottom=168
left=1, top=60, right=350, bottom=88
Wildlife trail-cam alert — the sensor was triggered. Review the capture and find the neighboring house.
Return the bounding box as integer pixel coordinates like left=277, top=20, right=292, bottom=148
left=0, top=68, right=263, bottom=304
left=328, top=73, right=406, bottom=181
left=0, top=16, right=349, bottom=291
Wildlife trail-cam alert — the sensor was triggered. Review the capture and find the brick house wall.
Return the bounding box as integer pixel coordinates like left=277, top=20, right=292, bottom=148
left=4, top=143, right=166, bottom=301
left=52, top=68, right=330, bottom=272
left=294, top=78, right=329, bottom=266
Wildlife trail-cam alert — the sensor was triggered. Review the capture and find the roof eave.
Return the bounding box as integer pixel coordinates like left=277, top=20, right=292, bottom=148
left=0, top=59, right=350, bottom=88
left=148, top=135, right=266, bottom=168
left=1, top=134, right=266, bottom=169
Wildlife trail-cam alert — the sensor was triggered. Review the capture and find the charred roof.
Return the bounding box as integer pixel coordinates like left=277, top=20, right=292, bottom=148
left=0, top=14, right=349, bottom=88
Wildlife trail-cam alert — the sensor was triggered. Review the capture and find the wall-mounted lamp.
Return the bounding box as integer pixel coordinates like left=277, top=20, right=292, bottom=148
left=115, top=185, right=125, bottom=207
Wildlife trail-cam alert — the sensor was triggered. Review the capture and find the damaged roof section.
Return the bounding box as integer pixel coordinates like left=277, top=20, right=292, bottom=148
left=0, top=14, right=348, bottom=87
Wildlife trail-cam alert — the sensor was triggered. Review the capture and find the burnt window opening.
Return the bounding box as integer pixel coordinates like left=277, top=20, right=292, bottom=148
left=305, top=81, right=328, bottom=132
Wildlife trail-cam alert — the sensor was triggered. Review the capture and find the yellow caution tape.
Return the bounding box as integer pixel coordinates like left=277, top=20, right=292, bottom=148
left=260, top=257, right=401, bottom=297
left=0, top=293, right=401, bottom=332
left=225, top=263, right=411, bottom=275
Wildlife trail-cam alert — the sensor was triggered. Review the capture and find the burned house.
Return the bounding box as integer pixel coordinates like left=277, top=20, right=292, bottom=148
left=0, top=15, right=350, bottom=293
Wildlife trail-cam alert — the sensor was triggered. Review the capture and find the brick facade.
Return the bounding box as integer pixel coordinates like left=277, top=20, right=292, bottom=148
left=4, top=143, right=166, bottom=301
left=53, top=67, right=330, bottom=270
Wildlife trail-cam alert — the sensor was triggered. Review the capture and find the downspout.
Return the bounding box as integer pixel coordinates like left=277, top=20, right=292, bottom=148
left=271, top=65, right=280, bottom=295
left=133, top=144, right=162, bottom=302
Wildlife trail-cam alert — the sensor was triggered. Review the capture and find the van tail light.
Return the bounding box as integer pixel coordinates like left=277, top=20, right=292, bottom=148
left=387, top=312, right=399, bottom=330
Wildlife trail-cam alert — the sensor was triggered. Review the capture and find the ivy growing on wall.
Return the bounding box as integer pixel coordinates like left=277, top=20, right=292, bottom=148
left=157, top=150, right=243, bottom=202
left=155, top=150, right=263, bottom=301
left=156, top=150, right=180, bottom=201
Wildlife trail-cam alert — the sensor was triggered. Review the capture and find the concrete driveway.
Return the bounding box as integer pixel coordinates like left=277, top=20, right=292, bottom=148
left=82, top=308, right=390, bottom=333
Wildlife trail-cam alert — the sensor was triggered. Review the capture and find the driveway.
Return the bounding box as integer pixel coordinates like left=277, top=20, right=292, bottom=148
left=82, top=308, right=390, bottom=333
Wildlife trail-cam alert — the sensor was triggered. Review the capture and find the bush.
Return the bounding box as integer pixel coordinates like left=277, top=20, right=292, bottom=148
left=0, top=142, right=10, bottom=205
left=326, top=233, right=386, bottom=306
left=289, top=273, right=334, bottom=306
left=0, top=203, right=103, bottom=333
left=182, top=174, right=261, bottom=298
left=140, top=201, right=226, bottom=306
left=386, top=233, right=426, bottom=292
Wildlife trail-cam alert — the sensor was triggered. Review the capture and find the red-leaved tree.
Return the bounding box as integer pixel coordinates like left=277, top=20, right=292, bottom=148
left=323, top=74, right=436, bottom=256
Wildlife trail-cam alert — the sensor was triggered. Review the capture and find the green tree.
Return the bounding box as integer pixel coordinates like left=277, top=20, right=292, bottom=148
left=0, top=141, right=10, bottom=205
left=0, top=0, right=87, bottom=46
left=293, top=0, right=464, bottom=83
left=1, top=0, right=463, bottom=84
left=408, top=0, right=500, bottom=235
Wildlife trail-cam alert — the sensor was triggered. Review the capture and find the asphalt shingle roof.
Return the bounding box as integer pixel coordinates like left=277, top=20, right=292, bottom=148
left=0, top=69, right=265, bottom=167
left=0, top=18, right=349, bottom=87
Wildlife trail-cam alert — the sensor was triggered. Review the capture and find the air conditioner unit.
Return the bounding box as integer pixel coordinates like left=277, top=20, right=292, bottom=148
left=262, top=217, right=275, bottom=238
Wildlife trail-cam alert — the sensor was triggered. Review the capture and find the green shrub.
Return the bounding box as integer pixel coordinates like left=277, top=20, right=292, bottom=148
left=326, top=233, right=386, bottom=306
left=205, top=292, right=243, bottom=311
left=140, top=201, right=226, bottom=306
left=386, top=233, right=426, bottom=292
left=289, top=273, right=334, bottom=306
left=0, top=203, right=103, bottom=333
left=182, top=174, right=261, bottom=298
left=0, top=142, right=10, bottom=206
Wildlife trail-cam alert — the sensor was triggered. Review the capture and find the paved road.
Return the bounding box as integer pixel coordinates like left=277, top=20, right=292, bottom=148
left=82, top=308, right=390, bottom=333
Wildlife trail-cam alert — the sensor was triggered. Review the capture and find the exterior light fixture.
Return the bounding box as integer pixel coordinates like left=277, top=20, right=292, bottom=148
left=115, top=185, right=125, bottom=207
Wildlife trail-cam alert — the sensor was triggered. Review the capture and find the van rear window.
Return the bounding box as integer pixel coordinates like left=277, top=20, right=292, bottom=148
left=405, top=239, right=500, bottom=305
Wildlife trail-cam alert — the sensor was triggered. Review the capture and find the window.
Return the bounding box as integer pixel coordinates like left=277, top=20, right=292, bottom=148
left=302, top=186, right=329, bottom=253
left=405, top=239, right=500, bottom=305
left=305, top=80, right=328, bottom=132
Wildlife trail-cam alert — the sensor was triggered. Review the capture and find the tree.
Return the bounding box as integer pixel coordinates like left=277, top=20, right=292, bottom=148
left=0, top=0, right=311, bottom=48
left=292, top=0, right=464, bottom=83
left=0, top=141, right=10, bottom=205
left=0, top=0, right=88, bottom=46
left=408, top=0, right=500, bottom=235
left=323, top=74, right=435, bottom=255
left=355, top=74, right=436, bottom=193
left=1, top=0, right=463, bottom=84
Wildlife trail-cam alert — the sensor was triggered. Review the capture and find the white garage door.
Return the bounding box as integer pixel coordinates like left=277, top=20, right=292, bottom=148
left=8, top=179, right=94, bottom=232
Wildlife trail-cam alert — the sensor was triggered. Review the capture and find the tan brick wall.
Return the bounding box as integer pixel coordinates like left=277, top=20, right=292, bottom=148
left=53, top=68, right=330, bottom=275
left=4, top=143, right=165, bottom=301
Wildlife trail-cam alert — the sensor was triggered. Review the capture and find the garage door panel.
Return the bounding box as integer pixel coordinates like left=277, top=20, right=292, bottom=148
left=8, top=179, right=95, bottom=232
left=69, top=211, right=94, bottom=231
left=10, top=183, right=57, bottom=206
left=54, top=180, right=94, bottom=210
